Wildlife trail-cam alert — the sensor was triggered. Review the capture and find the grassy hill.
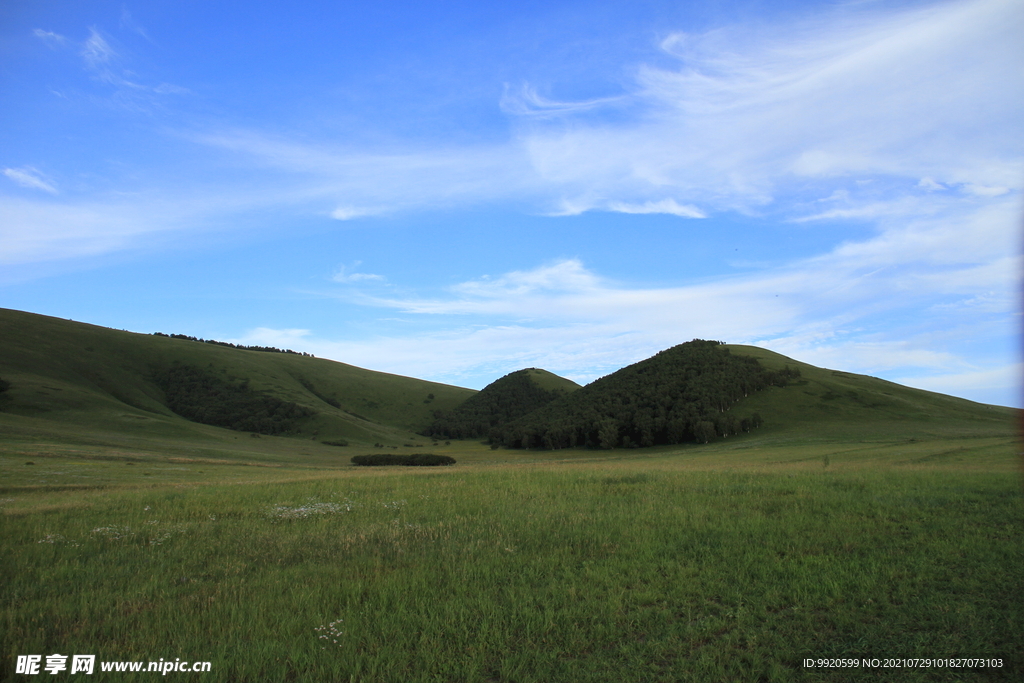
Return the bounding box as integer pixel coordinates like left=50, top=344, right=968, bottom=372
left=0, top=308, right=475, bottom=456
left=722, top=344, right=1016, bottom=443
left=424, top=367, right=580, bottom=440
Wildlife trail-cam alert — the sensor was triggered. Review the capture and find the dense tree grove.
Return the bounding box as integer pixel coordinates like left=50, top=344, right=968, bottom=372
left=152, top=364, right=314, bottom=435
left=0, top=377, right=10, bottom=394
left=423, top=369, right=571, bottom=440
left=494, top=340, right=797, bottom=449
left=152, top=332, right=313, bottom=356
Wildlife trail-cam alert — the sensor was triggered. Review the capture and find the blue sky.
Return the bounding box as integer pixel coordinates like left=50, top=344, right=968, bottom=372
left=2, top=0, right=1021, bottom=406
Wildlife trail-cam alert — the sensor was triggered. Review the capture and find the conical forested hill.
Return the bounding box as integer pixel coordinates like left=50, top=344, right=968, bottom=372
left=495, top=340, right=799, bottom=449
left=424, top=368, right=579, bottom=440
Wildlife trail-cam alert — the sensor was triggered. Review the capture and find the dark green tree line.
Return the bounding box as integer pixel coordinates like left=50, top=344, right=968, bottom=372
left=152, top=364, right=314, bottom=435
left=152, top=332, right=313, bottom=356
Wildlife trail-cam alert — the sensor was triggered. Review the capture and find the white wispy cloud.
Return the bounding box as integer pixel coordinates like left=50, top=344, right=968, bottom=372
left=0, top=185, right=289, bottom=270
left=119, top=8, right=150, bottom=40
left=0, top=195, right=173, bottom=267
left=75, top=27, right=188, bottom=96
left=606, top=199, right=705, bottom=218
left=81, top=27, right=118, bottom=73
left=3, top=167, right=57, bottom=194
left=33, top=29, right=67, bottom=46
left=190, top=129, right=538, bottom=211
left=917, top=177, right=946, bottom=192
left=499, top=83, right=626, bottom=117
left=332, top=262, right=385, bottom=283
left=330, top=206, right=381, bottom=220
left=153, top=83, right=192, bottom=95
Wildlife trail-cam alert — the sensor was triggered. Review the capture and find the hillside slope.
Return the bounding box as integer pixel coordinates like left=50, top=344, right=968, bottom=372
left=722, top=344, right=1017, bottom=443
left=0, top=308, right=474, bottom=449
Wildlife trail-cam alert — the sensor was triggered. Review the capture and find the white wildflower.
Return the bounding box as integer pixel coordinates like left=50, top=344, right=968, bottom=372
left=268, top=497, right=356, bottom=519
left=315, top=619, right=345, bottom=649
left=92, top=525, right=134, bottom=540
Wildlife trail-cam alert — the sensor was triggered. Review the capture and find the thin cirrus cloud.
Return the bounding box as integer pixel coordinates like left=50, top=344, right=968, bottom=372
left=0, top=195, right=177, bottom=268
left=498, top=83, right=627, bottom=118
left=36, top=25, right=190, bottom=95
left=190, top=129, right=536, bottom=217
left=331, top=263, right=385, bottom=284
left=32, top=29, right=67, bottom=46
left=3, top=167, right=57, bottom=194
left=81, top=27, right=117, bottom=71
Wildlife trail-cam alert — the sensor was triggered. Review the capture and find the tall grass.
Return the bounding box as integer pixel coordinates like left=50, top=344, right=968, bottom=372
left=3, top=462, right=1021, bottom=681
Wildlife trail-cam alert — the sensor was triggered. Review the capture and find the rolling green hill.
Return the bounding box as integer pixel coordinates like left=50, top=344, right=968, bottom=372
left=0, top=308, right=475, bottom=453
left=424, top=367, right=580, bottom=440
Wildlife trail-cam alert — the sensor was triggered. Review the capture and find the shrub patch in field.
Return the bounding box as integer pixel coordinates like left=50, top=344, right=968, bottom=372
left=351, top=454, right=456, bottom=467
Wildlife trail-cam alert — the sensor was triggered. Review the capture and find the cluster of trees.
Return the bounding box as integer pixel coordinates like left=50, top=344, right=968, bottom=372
left=152, top=364, right=314, bottom=435
left=0, top=377, right=10, bottom=394
left=152, top=332, right=313, bottom=356
left=493, top=340, right=798, bottom=450
left=423, top=369, right=569, bottom=440
left=351, top=454, right=456, bottom=466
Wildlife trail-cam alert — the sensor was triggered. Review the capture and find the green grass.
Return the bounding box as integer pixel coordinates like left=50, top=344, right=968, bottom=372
left=3, top=440, right=1022, bottom=682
